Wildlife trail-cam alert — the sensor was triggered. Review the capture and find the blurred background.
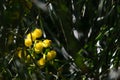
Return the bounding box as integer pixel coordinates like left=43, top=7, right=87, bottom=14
left=0, top=0, right=120, bottom=80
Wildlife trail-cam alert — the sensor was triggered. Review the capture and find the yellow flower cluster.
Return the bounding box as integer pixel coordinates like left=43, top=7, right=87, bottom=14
left=22, top=28, right=57, bottom=68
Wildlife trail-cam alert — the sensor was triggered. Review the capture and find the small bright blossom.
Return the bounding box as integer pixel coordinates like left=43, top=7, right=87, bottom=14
left=26, top=33, right=36, bottom=41
left=42, top=39, right=52, bottom=48
left=50, top=50, right=57, bottom=58
left=34, top=41, right=43, bottom=53
left=46, top=51, right=53, bottom=60
left=24, top=38, right=32, bottom=47
left=47, top=50, right=56, bottom=60
left=37, top=58, right=46, bottom=66
left=32, top=28, right=42, bottom=38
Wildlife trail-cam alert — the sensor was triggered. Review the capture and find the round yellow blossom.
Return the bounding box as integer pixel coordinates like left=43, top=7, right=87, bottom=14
left=42, top=39, right=52, bottom=48
left=32, top=28, right=42, bottom=38
left=47, top=50, right=57, bottom=60
left=50, top=50, right=57, bottom=58
left=34, top=41, right=43, bottom=53
left=24, top=38, right=32, bottom=47
left=34, top=41, right=43, bottom=50
left=26, top=33, right=36, bottom=41
left=37, top=58, right=46, bottom=66
left=46, top=52, right=53, bottom=60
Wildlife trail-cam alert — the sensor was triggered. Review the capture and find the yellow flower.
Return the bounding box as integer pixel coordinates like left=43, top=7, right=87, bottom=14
left=24, top=38, right=32, bottom=47
left=42, top=39, right=52, bottom=48
left=50, top=50, right=57, bottom=58
left=37, top=58, right=46, bottom=66
left=46, top=52, right=52, bottom=60
left=26, top=33, right=36, bottom=41
left=34, top=41, right=43, bottom=53
left=32, top=28, right=42, bottom=38
left=47, top=50, right=57, bottom=60
left=34, top=41, right=43, bottom=49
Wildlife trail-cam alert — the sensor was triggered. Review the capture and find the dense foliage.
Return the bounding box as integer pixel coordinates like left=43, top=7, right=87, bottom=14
left=0, top=0, right=120, bottom=80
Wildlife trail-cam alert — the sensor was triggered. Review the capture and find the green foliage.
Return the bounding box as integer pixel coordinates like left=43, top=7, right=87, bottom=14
left=0, top=0, right=120, bottom=80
